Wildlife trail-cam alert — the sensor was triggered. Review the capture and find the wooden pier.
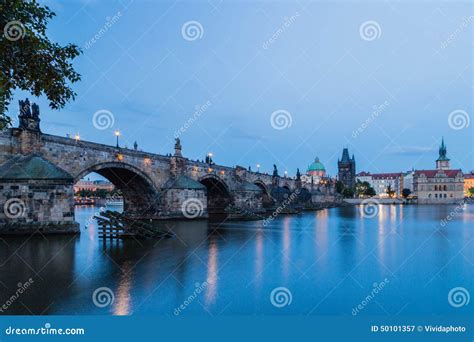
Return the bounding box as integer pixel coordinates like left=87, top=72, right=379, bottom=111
left=94, top=211, right=174, bottom=239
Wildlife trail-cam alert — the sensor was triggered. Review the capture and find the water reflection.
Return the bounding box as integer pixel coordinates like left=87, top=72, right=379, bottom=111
left=114, top=261, right=133, bottom=316
left=205, top=236, right=218, bottom=306
left=254, top=228, right=264, bottom=288
left=0, top=204, right=472, bottom=316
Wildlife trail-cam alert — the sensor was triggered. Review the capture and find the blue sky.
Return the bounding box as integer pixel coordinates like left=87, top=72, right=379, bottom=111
left=11, top=0, right=473, bottom=176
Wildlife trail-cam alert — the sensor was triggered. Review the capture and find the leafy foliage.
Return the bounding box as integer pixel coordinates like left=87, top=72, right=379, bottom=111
left=342, top=187, right=354, bottom=198
left=386, top=184, right=396, bottom=198
left=75, top=188, right=121, bottom=199
left=335, top=180, right=344, bottom=194
left=402, top=188, right=412, bottom=198
left=467, top=187, right=474, bottom=197
left=0, top=0, right=81, bottom=128
left=355, top=180, right=376, bottom=197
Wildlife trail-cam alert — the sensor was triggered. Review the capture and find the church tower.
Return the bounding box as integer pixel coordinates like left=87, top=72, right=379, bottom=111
left=338, top=147, right=356, bottom=188
left=436, top=137, right=450, bottom=170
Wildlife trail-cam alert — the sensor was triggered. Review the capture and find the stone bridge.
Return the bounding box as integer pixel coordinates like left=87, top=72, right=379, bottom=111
left=0, top=100, right=338, bottom=234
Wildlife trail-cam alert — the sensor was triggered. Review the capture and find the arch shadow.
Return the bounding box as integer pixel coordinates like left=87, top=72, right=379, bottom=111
left=253, top=180, right=273, bottom=208
left=199, top=175, right=233, bottom=218
left=76, top=162, right=160, bottom=218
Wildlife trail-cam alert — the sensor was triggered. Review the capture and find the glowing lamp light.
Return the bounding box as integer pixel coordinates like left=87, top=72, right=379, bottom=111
left=117, top=153, right=124, bottom=161
left=74, top=133, right=80, bottom=141
left=114, top=129, right=121, bottom=148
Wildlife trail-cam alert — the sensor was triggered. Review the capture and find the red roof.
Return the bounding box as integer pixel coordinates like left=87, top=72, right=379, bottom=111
left=356, top=172, right=402, bottom=179
left=371, top=173, right=402, bottom=179
left=414, top=169, right=463, bottom=178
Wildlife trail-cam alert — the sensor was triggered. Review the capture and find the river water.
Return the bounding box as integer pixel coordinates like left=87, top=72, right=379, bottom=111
left=0, top=204, right=472, bottom=316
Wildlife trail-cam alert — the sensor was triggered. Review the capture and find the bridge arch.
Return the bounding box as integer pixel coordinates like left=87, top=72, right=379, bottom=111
left=298, top=187, right=311, bottom=204
left=75, top=162, right=160, bottom=218
left=253, top=180, right=273, bottom=208
left=199, top=174, right=233, bottom=217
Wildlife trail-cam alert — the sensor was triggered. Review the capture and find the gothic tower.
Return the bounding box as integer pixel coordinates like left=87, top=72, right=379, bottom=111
left=338, top=147, right=356, bottom=189
left=436, top=137, right=450, bottom=170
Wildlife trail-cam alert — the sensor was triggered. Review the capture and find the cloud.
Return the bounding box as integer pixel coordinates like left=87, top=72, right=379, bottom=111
left=386, top=145, right=435, bottom=156
left=228, top=127, right=266, bottom=142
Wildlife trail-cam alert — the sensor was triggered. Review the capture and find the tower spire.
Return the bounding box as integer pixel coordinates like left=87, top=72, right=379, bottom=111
left=436, top=137, right=450, bottom=170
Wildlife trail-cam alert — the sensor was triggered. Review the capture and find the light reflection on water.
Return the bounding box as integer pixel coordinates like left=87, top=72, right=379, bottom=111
left=0, top=204, right=472, bottom=316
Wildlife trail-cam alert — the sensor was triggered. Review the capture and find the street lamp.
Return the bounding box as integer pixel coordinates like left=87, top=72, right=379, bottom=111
left=207, top=152, right=213, bottom=164
left=284, top=171, right=288, bottom=178
left=74, top=133, right=80, bottom=142
left=256, top=164, right=260, bottom=173
left=115, top=129, right=121, bottom=148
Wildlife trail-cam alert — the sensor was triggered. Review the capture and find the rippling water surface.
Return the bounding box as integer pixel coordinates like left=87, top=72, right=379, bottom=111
left=0, top=204, right=472, bottom=316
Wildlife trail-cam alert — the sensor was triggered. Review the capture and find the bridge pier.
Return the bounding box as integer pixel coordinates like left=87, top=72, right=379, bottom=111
left=0, top=154, right=79, bottom=234
left=160, top=175, right=208, bottom=219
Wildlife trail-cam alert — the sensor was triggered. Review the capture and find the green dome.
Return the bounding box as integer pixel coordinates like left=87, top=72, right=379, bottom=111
left=307, top=157, right=325, bottom=172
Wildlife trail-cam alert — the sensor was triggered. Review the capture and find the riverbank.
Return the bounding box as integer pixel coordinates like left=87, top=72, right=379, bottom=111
left=343, top=198, right=406, bottom=205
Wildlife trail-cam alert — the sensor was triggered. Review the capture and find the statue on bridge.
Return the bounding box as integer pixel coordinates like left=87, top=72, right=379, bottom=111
left=174, top=138, right=182, bottom=157
left=18, top=98, right=41, bottom=132
left=272, top=164, right=278, bottom=177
